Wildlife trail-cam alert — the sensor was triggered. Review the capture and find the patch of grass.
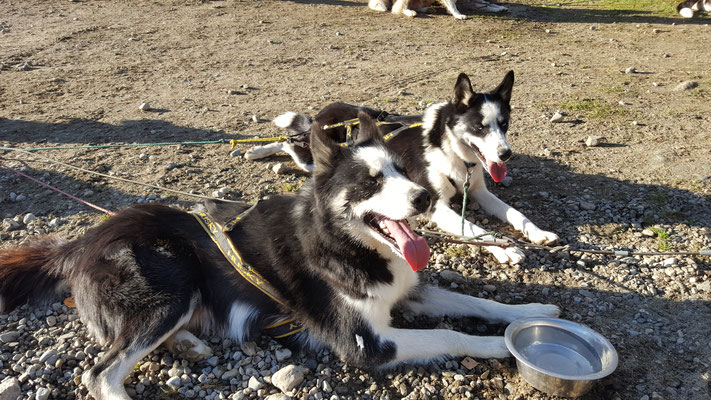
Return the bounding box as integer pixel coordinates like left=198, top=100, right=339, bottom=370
left=650, top=227, right=673, bottom=251
left=535, top=0, right=679, bottom=17
left=648, top=191, right=669, bottom=204
left=556, top=98, right=626, bottom=118
left=445, top=244, right=471, bottom=259
left=282, top=182, right=300, bottom=193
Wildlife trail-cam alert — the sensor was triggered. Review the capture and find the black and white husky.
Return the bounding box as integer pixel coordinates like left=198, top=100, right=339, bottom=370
left=0, top=113, right=559, bottom=400
left=246, top=71, right=559, bottom=264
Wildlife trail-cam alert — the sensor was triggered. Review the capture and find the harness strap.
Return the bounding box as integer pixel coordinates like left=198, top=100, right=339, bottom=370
left=324, top=119, right=423, bottom=148
left=191, top=209, right=304, bottom=339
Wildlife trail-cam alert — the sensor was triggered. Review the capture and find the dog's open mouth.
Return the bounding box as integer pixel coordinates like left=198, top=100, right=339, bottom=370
left=468, top=141, right=507, bottom=183
left=365, top=214, right=430, bottom=271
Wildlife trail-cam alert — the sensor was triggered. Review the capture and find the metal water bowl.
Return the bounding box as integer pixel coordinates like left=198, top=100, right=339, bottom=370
left=505, top=318, right=618, bottom=398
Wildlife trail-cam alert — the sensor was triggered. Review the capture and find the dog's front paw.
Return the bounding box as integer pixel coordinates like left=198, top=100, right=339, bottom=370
left=403, top=9, right=417, bottom=17
left=487, top=245, right=525, bottom=265
left=505, top=303, right=560, bottom=323
left=167, top=331, right=213, bottom=362
left=525, top=228, right=559, bottom=245
left=368, top=0, right=388, bottom=11
left=452, top=12, right=467, bottom=19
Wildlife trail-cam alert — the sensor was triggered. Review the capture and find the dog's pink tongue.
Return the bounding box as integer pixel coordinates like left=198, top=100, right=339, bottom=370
left=487, top=160, right=507, bottom=183
left=383, top=219, right=430, bottom=271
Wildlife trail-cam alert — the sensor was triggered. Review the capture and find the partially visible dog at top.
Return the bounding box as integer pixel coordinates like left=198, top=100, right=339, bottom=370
left=245, top=71, right=560, bottom=265
left=368, top=0, right=508, bottom=19
left=0, top=112, right=560, bottom=400
left=677, top=0, right=711, bottom=17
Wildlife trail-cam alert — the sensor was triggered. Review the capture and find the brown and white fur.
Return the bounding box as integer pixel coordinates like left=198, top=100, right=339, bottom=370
left=368, top=0, right=508, bottom=19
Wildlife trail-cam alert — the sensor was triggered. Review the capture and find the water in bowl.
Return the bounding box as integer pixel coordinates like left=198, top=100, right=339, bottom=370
left=521, top=342, right=597, bottom=376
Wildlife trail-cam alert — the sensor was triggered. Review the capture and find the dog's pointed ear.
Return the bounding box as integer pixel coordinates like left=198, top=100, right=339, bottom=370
left=453, top=73, right=475, bottom=108
left=310, top=123, right=339, bottom=174
left=493, top=70, right=514, bottom=104
left=354, top=111, right=384, bottom=146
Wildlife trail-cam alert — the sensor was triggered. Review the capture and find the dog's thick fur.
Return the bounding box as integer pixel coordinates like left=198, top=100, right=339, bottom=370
left=677, top=0, right=711, bottom=17
left=0, top=113, right=559, bottom=400
left=246, top=71, right=559, bottom=264
left=367, top=0, right=507, bottom=19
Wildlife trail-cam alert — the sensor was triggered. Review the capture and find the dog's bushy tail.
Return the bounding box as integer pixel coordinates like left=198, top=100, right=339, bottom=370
left=273, top=111, right=313, bottom=135
left=0, top=238, right=67, bottom=313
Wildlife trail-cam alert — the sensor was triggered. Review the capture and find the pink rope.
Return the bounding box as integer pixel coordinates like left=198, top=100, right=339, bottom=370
left=0, top=163, right=118, bottom=217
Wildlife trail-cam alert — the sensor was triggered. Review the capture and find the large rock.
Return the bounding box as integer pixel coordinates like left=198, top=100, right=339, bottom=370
left=271, top=365, right=305, bottom=393
left=0, top=378, right=21, bottom=400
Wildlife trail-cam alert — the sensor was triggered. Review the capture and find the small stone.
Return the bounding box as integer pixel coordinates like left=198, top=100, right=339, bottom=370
left=589, top=25, right=596, bottom=30
left=652, top=82, right=660, bottom=87
left=322, top=380, right=333, bottom=393
left=46, top=315, right=57, bottom=327
left=631, top=120, right=639, bottom=126
left=585, top=136, right=602, bottom=147
left=0, top=378, right=21, bottom=400
left=248, top=376, right=264, bottom=391
left=662, top=258, right=678, bottom=267
left=550, top=111, right=564, bottom=123
left=0, top=331, right=21, bottom=343
left=275, top=348, right=292, bottom=362
left=221, top=369, right=239, bottom=380
left=641, top=228, right=656, bottom=237
left=15, top=194, right=26, bottom=202
left=440, top=270, right=466, bottom=283
left=166, top=376, right=181, bottom=390
left=251, top=115, right=261, bottom=123
left=206, top=356, right=219, bottom=367
left=483, top=284, right=496, bottom=293
left=545, top=29, right=551, bottom=33
left=500, top=176, right=513, bottom=187
left=230, top=149, right=242, bottom=157
left=674, top=81, right=698, bottom=91
left=83, top=189, right=94, bottom=197
left=35, top=388, right=50, bottom=400
left=39, top=349, right=58, bottom=365
left=272, top=365, right=305, bottom=393
left=241, top=341, right=257, bottom=356
left=579, top=201, right=596, bottom=211
left=625, top=67, right=636, bottom=74
left=2, top=219, right=21, bottom=232
left=653, top=29, right=660, bottom=33
left=138, top=153, right=149, bottom=160
left=139, top=102, right=151, bottom=111
left=23, top=213, right=37, bottom=224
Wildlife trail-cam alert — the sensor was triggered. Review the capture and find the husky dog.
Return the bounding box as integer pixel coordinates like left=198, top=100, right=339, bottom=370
left=677, top=0, right=711, bottom=17
left=246, top=71, right=559, bottom=264
left=0, top=113, right=559, bottom=400
left=368, top=0, right=508, bottom=19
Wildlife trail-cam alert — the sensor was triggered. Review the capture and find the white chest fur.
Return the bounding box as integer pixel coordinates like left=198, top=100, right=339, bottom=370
left=341, top=254, right=419, bottom=331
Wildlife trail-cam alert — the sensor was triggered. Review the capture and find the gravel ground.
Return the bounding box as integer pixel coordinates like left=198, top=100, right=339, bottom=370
left=1, top=0, right=711, bottom=399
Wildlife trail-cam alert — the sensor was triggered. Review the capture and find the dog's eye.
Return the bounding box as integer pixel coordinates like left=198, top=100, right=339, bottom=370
left=365, top=179, right=377, bottom=186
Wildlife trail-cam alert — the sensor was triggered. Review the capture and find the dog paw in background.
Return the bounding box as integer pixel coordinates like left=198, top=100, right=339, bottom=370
left=677, top=0, right=711, bottom=17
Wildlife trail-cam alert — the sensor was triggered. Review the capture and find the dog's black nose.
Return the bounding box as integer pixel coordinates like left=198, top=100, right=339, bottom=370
left=410, top=189, right=431, bottom=213
left=498, top=149, right=512, bottom=162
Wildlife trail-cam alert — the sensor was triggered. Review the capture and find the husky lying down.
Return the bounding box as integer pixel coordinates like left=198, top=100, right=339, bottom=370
left=246, top=71, right=560, bottom=265
left=0, top=113, right=559, bottom=400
